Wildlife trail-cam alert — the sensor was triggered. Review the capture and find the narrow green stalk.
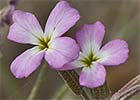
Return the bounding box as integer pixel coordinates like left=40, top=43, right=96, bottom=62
left=82, top=87, right=93, bottom=100
left=90, top=89, right=94, bottom=98
left=28, top=64, right=48, bottom=100
left=53, top=85, right=69, bottom=100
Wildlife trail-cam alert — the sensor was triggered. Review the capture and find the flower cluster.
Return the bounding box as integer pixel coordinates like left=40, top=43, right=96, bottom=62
left=8, top=1, right=129, bottom=88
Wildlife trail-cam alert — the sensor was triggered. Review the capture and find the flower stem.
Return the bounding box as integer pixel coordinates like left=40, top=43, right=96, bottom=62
left=28, top=64, right=48, bottom=100
left=53, top=85, right=69, bottom=100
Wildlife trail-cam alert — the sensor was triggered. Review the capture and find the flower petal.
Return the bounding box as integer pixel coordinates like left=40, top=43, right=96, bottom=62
left=58, top=51, right=93, bottom=70
left=79, top=63, right=106, bottom=88
left=10, top=46, right=45, bottom=78
left=45, top=37, right=79, bottom=69
left=8, top=10, right=43, bottom=45
left=97, top=39, right=129, bottom=66
left=58, top=53, right=84, bottom=70
left=76, top=21, right=105, bottom=54
left=44, top=1, right=80, bottom=39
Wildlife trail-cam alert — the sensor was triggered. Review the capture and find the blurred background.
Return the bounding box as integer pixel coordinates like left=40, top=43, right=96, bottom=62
left=0, top=0, right=139, bottom=99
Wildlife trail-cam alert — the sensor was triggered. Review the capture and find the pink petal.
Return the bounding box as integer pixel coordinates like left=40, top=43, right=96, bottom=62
left=8, top=10, right=43, bottom=45
left=45, top=37, right=79, bottom=69
left=79, top=63, right=106, bottom=88
left=58, top=57, right=83, bottom=71
left=10, top=46, right=45, bottom=78
left=58, top=52, right=89, bottom=70
left=44, top=1, right=80, bottom=39
left=76, top=21, right=105, bottom=54
left=97, top=39, right=129, bottom=66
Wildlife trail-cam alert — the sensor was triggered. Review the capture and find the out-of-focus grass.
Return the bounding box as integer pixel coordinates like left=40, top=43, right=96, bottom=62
left=0, top=0, right=139, bottom=99
left=0, top=58, right=24, bottom=99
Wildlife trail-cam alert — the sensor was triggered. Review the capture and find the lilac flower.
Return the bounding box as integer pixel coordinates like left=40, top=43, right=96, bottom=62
left=60, top=21, right=129, bottom=88
left=8, top=1, right=80, bottom=78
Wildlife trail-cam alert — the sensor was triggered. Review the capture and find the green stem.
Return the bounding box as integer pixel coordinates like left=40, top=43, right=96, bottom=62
left=53, top=85, right=69, bottom=100
left=28, top=64, right=48, bottom=100
left=90, top=89, right=94, bottom=98
left=82, top=87, right=94, bottom=100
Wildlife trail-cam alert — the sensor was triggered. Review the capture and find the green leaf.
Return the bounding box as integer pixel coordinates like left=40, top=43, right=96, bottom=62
left=58, top=70, right=82, bottom=95
left=58, top=70, right=89, bottom=100
left=88, top=81, right=111, bottom=99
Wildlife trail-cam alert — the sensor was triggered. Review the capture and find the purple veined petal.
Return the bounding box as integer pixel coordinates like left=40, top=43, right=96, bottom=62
left=58, top=50, right=96, bottom=70
left=79, top=62, right=106, bottom=88
left=76, top=21, right=105, bottom=54
left=44, top=1, right=80, bottom=39
left=97, top=39, right=129, bottom=66
left=58, top=60, right=83, bottom=71
left=45, top=37, right=79, bottom=69
left=8, top=10, right=43, bottom=45
left=8, top=23, right=39, bottom=45
left=10, top=46, right=45, bottom=78
left=57, top=52, right=84, bottom=70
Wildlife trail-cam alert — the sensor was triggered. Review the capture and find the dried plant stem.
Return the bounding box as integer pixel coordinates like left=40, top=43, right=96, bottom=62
left=28, top=64, right=48, bottom=100
left=110, top=75, right=140, bottom=100
left=119, top=85, right=140, bottom=100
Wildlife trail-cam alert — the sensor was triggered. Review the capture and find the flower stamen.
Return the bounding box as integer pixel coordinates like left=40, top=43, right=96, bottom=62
left=38, top=37, right=50, bottom=50
left=80, top=52, right=100, bottom=67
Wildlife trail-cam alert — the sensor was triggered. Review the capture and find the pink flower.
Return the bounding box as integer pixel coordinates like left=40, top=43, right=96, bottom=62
left=60, top=21, right=129, bottom=88
left=8, top=1, right=80, bottom=78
